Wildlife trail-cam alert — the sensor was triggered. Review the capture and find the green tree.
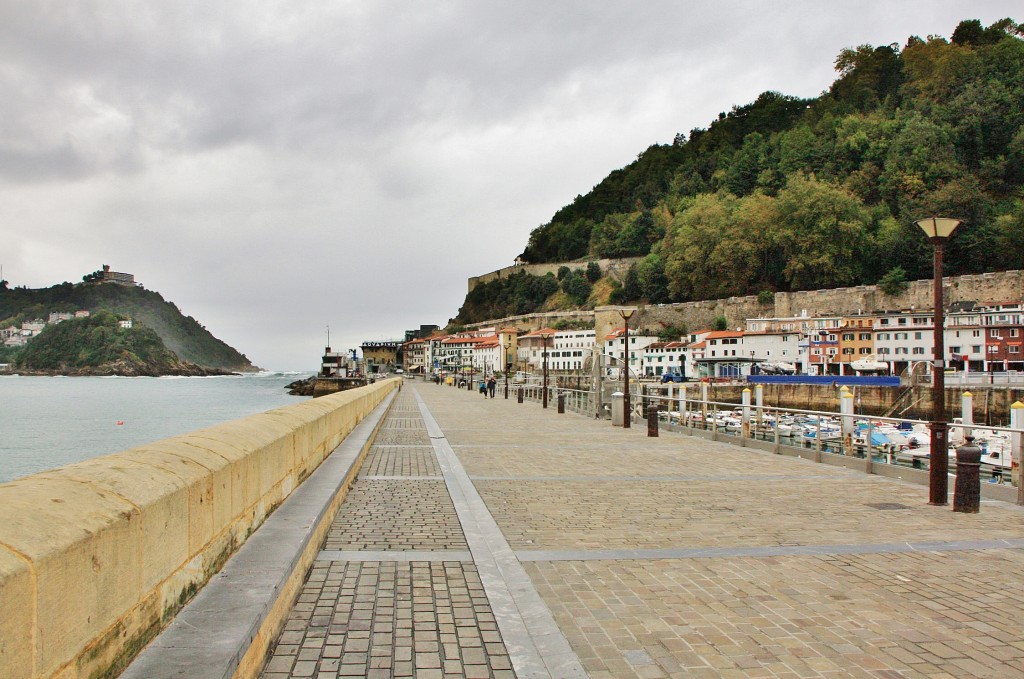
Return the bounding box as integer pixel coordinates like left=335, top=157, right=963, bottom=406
left=585, top=261, right=602, bottom=283
left=774, top=174, right=872, bottom=290
left=636, top=253, right=670, bottom=303
left=560, top=271, right=592, bottom=305
left=712, top=316, right=728, bottom=331
left=877, top=266, right=909, bottom=296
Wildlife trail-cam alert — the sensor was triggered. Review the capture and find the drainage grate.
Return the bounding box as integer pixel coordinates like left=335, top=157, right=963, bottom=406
left=865, top=502, right=911, bottom=510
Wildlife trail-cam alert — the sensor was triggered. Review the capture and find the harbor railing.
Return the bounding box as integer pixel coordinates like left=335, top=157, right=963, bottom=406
left=510, top=381, right=1021, bottom=504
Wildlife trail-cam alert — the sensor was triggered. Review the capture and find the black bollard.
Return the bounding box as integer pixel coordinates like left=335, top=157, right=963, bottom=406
left=517, top=387, right=524, bottom=404
left=557, top=393, right=565, bottom=414
left=647, top=405, right=659, bottom=437
left=954, top=435, right=982, bottom=513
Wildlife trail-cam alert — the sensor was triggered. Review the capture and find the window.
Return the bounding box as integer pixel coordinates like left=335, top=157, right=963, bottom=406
left=973, top=330, right=981, bottom=337
left=914, top=332, right=922, bottom=340
left=880, top=319, right=890, bottom=326
left=843, top=333, right=854, bottom=341
left=989, top=346, right=999, bottom=354
left=842, top=348, right=854, bottom=355
left=1011, top=346, right=1021, bottom=354
left=898, top=318, right=907, bottom=325
left=912, top=347, right=925, bottom=355
left=972, top=345, right=982, bottom=353
left=878, top=347, right=890, bottom=355
left=1012, top=329, right=1020, bottom=337
left=859, top=348, right=871, bottom=354
left=950, top=346, right=961, bottom=355
left=859, top=333, right=871, bottom=341
left=878, top=333, right=890, bottom=340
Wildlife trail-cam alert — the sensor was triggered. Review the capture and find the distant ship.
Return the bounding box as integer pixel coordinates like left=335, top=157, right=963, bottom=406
left=313, top=347, right=368, bottom=397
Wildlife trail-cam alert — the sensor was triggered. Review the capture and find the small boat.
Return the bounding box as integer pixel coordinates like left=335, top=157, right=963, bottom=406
left=851, top=355, right=889, bottom=374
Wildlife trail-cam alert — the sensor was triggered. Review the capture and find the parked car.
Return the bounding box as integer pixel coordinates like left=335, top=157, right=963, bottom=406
left=661, top=372, right=685, bottom=383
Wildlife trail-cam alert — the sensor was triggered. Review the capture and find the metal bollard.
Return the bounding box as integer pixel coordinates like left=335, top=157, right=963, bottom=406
left=517, top=387, right=524, bottom=404
left=954, top=436, right=982, bottom=513
left=647, top=405, right=659, bottom=437
left=557, top=393, right=565, bottom=414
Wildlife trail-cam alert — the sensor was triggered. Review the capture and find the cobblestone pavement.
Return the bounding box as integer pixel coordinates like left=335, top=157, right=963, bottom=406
left=262, top=382, right=1024, bottom=679
left=261, top=391, right=518, bottom=679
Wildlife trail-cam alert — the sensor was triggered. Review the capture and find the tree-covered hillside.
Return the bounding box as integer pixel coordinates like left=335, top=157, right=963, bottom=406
left=14, top=310, right=226, bottom=375
left=0, top=280, right=255, bottom=371
left=518, top=18, right=1024, bottom=304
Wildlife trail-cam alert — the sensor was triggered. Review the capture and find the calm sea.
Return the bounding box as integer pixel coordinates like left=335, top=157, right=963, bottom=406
left=0, top=372, right=310, bottom=484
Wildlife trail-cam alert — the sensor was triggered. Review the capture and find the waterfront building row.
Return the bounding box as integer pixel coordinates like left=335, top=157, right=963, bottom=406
left=370, top=301, right=1024, bottom=381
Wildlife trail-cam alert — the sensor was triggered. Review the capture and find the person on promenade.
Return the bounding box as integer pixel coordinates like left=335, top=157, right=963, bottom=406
left=479, top=378, right=487, bottom=397
left=487, top=376, right=496, bottom=398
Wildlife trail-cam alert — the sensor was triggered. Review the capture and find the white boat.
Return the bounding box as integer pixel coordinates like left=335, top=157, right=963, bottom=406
left=851, top=355, right=889, bottom=374
left=759, top=361, right=797, bottom=375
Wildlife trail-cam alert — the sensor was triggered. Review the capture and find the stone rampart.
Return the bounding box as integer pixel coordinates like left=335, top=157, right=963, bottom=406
left=467, top=257, right=642, bottom=292
left=466, top=270, right=1024, bottom=342
left=0, top=379, right=397, bottom=679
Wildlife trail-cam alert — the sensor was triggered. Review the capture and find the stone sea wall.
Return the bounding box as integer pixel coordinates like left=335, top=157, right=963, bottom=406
left=0, top=379, right=397, bottom=679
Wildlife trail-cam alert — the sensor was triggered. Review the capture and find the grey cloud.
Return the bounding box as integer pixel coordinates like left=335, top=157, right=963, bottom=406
left=2, top=1, right=1019, bottom=369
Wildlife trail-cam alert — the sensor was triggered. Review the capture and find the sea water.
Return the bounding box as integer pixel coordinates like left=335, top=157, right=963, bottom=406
left=0, top=372, right=310, bottom=484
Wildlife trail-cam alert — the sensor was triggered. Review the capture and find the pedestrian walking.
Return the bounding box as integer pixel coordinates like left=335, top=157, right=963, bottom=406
left=487, top=376, right=496, bottom=398
left=479, top=379, right=487, bottom=397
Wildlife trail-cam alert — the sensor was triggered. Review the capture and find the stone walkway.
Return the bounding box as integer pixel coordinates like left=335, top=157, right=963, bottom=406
left=259, top=381, right=1024, bottom=679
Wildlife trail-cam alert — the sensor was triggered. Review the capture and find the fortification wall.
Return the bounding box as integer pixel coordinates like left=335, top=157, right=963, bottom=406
left=467, top=270, right=1024, bottom=342
left=467, top=257, right=642, bottom=292
left=0, top=380, right=396, bottom=679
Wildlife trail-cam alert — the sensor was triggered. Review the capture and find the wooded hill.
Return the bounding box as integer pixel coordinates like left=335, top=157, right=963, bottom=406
left=467, top=18, right=1024, bottom=325
left=0, top=280, right=256, bottom=372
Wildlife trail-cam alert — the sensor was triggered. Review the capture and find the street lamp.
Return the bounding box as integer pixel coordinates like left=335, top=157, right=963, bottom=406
left=916, top=217, right=962, bottom=506
left=619, top=308, right=636, bottom=428
left=504, top=339, right=512, bottom=399
left=542, top=331, right=550, bottom=408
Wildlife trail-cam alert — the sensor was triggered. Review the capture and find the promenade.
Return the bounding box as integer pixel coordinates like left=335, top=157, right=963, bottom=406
left=258, top=381, right=1024, bottom=679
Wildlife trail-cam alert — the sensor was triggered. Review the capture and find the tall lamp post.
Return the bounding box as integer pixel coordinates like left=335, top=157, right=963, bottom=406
left=619, top=308, right=636, bottom=428
left=916, top=217, right=962, bottom=505
left=542, top=331, right=550, bottom=408
left=504, top=339, right=511, bottom=399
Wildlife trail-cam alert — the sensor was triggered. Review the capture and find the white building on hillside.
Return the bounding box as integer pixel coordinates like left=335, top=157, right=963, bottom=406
left=603, top=326, right=659, bottom=376
left=548, top=329, right=595, bottom=371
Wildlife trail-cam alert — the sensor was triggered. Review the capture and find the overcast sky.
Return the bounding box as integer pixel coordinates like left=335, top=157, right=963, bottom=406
left=2, top=2, right=1019, bottom=371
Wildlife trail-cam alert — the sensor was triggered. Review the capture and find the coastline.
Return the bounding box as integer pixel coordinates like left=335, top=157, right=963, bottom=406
left=0, top=364, right=248, bottom=377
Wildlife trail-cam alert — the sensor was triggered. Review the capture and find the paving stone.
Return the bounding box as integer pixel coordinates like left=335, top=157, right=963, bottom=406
left=258, top=383, right=1024, bottom=679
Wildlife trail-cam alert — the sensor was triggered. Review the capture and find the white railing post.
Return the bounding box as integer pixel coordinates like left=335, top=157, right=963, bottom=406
left=680, top=386, right=688, bottom=429
left=961, top=391, right=974, bottom=442
left=755, top=383, right=764, bottom=436
left=1011, top=401, right=1023, bottom=505
left=741, top=388, right=751, bottom=441
left=701, top=382, right=709, bottom=425
left=841, top=388, right=854, bottom=456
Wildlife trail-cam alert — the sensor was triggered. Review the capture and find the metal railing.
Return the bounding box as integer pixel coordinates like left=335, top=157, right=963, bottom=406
left=507, top=382, right=1021, bottom=499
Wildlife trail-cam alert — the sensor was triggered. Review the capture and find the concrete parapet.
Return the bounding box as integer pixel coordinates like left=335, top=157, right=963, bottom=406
left=0, top=379, right=397, bottom=679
